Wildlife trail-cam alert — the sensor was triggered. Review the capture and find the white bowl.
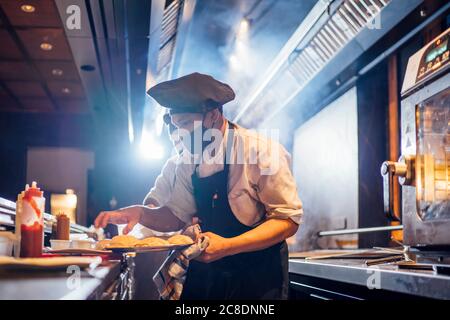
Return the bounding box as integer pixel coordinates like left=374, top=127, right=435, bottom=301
left=50, top=239, right=71, bottom=250
left=71, top=239, right=94, bottom=249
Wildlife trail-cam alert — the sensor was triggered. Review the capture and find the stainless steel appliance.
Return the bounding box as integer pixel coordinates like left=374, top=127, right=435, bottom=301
left=381, top=27, right=450, bottom=250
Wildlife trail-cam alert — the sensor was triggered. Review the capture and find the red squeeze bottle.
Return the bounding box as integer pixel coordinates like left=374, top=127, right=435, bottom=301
left=16, top=182, right=45, bottom=258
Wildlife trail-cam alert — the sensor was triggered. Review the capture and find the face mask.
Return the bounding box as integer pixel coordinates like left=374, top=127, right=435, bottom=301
left=177, top=112, right=219, bottom=156
left=169, top=131, right=184, bottom=155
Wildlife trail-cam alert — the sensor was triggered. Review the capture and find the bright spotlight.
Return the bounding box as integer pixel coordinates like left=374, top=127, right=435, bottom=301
left=235, top=39, right=246, bottom=53
left=229, top=54, right=240, bottom=70
left=238, top=18, right=250, bottom=36
left=139, top=131, right=165, bottom=160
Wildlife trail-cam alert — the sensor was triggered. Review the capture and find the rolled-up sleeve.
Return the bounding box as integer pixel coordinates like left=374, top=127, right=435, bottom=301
left=255, top=145, right=303, bottom=225
left=164, top=162, right=197, bottom=224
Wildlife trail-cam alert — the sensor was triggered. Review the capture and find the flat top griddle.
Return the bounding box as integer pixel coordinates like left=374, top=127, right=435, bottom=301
left=290, top=249, right=403, bottom=260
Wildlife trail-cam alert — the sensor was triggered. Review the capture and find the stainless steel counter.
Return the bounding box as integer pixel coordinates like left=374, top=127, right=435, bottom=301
left=0, top=261, right=122, bottom=300
left=289, top=254, right=450, bottom=300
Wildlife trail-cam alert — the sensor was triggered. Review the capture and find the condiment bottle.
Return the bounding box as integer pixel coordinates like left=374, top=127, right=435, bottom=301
left=15, top=182, right=45, bottom=258
left=56, top=212, right=70, bottom=240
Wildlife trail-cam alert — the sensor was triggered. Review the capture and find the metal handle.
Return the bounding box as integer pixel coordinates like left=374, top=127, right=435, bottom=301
left=317, top=225, right=403, bottom=237
left=380, top=161, right=402, bottom=222
left=380, top=155, right=415, bottom=222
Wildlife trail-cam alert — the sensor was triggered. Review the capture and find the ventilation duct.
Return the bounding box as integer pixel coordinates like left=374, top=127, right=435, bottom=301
left=287, top=0, right=390, bottom=87
left=157, top=0, right=184, bottom=76
left=233, top=0, right=423, bottom=127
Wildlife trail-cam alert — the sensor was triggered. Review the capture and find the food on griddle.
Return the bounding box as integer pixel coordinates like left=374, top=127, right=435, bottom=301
left=109, top=235, right=140, bottom=247
left=168, top=234, right=194, bottom=245
left=105, top=233, right=193, bottom=249
left=136, top=237, right=170, bottom=247
left=96, top=239, right=112, bottom=250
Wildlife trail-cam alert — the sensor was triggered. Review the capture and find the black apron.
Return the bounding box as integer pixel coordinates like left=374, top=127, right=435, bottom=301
left=180, top=122, right=289, bottom=300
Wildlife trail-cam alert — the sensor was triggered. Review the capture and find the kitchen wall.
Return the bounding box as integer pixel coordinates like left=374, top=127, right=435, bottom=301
left=291, top=61, right=391, bottom=250
left=293, top=87, right=359, bottom=251
left=26, top=147, right=94, bottom=225
left=0, top=112, right=94, bottom=203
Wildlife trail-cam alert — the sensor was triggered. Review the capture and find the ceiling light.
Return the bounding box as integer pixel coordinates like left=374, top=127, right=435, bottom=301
left=40, top=42, right=53, bottom=51
left=21, top=4, right=35, bottom=13
left=61, top=87, right=71, bottom=94
left=51, top=68, right=63, bottom=76
left=237, top=18, right=250, bottom=38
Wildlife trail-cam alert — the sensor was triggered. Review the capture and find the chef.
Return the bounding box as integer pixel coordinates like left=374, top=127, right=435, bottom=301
left=95, top=72, right=303, bottom=299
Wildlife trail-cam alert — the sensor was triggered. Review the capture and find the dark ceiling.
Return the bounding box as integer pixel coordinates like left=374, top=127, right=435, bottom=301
left=0, top=0, right=186, bottom=152
left=0, top=0, right=319, bottom=151
left=0, top=0, right=88, bottom=114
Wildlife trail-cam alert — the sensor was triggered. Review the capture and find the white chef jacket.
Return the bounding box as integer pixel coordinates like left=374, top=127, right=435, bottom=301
left=143, top=154, right=179, bottom=206
left=164, top=122, right=303, bottom=227
left=131, top=154, right=181, bottom=238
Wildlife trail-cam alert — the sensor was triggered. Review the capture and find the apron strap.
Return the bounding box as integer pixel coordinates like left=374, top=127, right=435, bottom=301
left=224, top=121, right=236, bottom=177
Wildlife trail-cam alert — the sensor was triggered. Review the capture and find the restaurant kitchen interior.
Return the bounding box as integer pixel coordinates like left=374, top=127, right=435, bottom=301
left=0, top=0, right=449, bottom=300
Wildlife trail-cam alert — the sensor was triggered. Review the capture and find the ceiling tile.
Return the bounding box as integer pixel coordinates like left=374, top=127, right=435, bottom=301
left=0, top=29, right=23, bottom=59
left=35, top=61, right=80, bottom=81
left=47, top=81, right=84, bottom=98
left=16, top=28, right=72, bottom=60
left=19, top=96, right=54, bottom=111
left=4, top=80, right=46, bottom=97
left=0, top=0, right=61, bottom=27
left=0, top=61, right=36, bottom=80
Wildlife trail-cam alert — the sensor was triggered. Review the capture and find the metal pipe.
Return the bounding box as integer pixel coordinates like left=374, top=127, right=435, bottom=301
left=318, top=225, right=403, bottom=237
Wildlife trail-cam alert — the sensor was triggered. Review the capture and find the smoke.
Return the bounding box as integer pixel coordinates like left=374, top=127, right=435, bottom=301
left=176, top=0, right=318, bottom=134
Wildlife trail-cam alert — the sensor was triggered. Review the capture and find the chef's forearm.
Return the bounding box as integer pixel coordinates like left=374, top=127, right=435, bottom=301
left=226, top=218, right=298, bottom=255
left=137, top=205, right=186, bottom=232
left=143, top=196, right=159, bottom=207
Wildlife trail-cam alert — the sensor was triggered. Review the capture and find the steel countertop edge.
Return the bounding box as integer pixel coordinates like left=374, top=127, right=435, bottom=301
left=289, top=257, right=450, bottom=300
left=0, top=260, right=122, bottom=300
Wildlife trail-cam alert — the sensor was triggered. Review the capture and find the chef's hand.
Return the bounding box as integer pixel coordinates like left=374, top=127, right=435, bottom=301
left=94, top=206, right=142, bottom=234
left=196, top=232, right=232, bottom=263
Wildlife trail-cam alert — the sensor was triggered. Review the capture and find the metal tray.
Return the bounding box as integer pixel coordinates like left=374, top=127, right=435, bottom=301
left=46, top=248, right=112, bottom=255
left=106, top=243, right=192, bottom=253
